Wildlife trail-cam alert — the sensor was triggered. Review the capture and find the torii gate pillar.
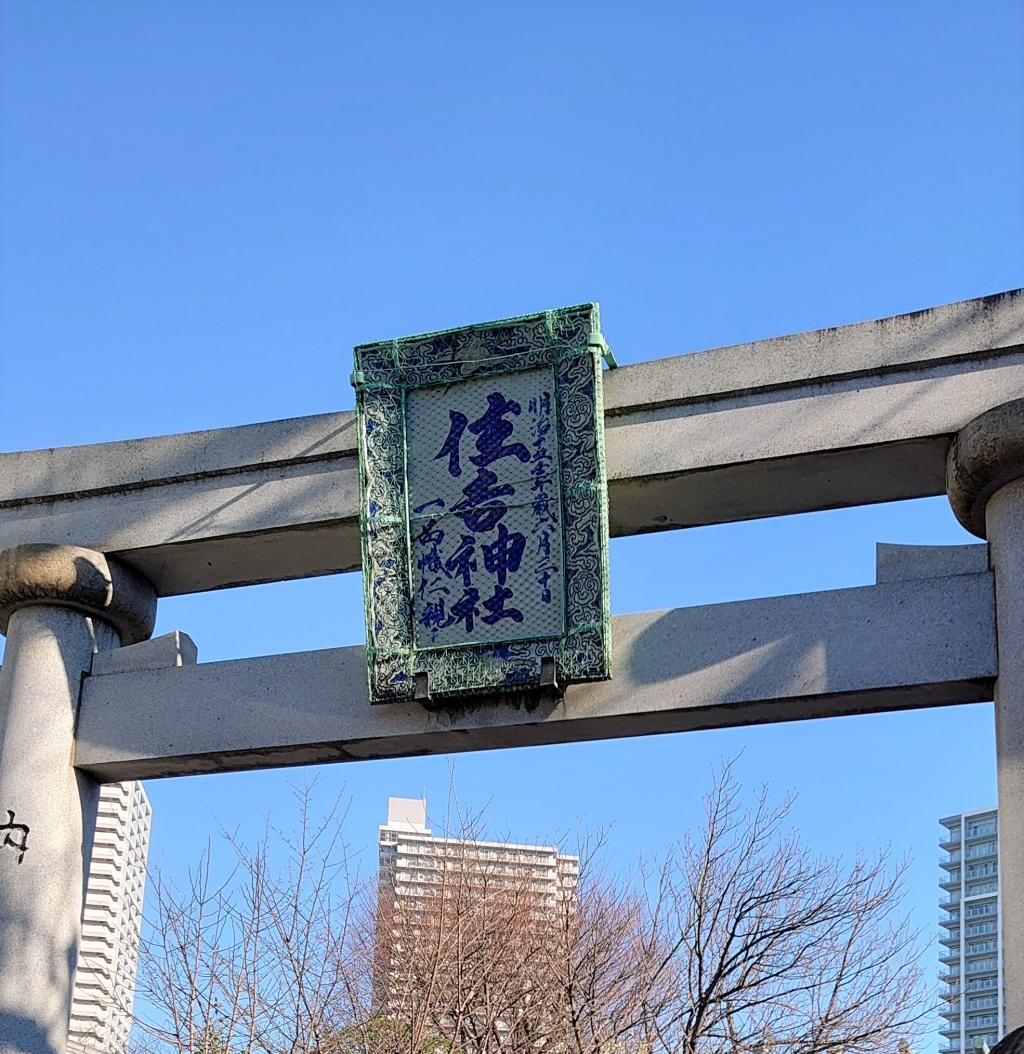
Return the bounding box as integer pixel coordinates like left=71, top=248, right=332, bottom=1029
left=0, top=546, right=155, bottom=1054
left=949, top=399, right=1024, bottom=1029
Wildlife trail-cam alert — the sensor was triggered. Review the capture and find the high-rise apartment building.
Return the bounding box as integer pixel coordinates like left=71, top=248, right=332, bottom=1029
left=68, top=781, right=152, bottom=1054
left=376, top=797, right=578, bottom=1014
left=939, top=808, right=1004, bottom=1053
left=378, top=796, right=578, bottom=906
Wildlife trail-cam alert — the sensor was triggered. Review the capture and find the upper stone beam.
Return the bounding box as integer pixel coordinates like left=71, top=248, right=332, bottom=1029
left=1, top=289, right=1021, bottom=596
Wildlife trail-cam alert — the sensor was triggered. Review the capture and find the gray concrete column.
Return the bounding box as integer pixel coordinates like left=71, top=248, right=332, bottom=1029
left=948, top=399, right=1024, bottom=1030
left=0, top=545, right=155, bottom=1054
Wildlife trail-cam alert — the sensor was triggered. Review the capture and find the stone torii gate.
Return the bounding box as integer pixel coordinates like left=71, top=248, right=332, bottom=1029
left=0, top=289, right=1022, bottom=1053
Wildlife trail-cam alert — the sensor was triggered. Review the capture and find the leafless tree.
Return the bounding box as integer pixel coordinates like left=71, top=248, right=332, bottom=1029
left=636, top=762, right=931, bottom=1054
left=133, top=785, right=377, bottom=1054
left=133, top=768, right=929, bottom=1054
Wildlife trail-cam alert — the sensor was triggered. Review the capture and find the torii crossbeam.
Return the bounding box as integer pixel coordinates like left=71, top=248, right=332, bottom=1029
left=0, top=289, right=1022, bottom=1052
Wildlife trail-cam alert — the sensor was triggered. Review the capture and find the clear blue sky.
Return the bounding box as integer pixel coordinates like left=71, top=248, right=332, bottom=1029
left=2, top=2, right=1022, bottom=1041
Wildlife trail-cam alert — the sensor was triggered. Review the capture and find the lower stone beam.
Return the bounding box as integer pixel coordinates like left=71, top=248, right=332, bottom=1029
left=75, top=558, right=996, bottom=781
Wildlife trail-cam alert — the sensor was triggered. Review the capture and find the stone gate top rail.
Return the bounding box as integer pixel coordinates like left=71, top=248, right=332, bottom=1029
left=603, top=288, right=1024, bottom=416
left=0, top=289, right=1021, bottom=596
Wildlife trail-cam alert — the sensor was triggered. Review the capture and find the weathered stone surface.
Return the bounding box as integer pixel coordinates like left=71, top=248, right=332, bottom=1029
left=874, top=541, right=988, bottom=582
left=947, top=397, right=1024, bottom=538
left=0, top=290, right=1020, bottom=596
left=0, top=608, right=119, bottom=1054
left=75, top=558, right=996, bottom=781
left=0, top=544, right=156, bottom=645
left=90, top=629, right=197, bottom=676
left=602, top=288, right=1024, bottom=415
left=985, top=477, right=1024, bottom=1027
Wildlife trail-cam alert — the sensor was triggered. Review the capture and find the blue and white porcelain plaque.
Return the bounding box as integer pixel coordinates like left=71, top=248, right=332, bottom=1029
left=353, top=305, right=612, bottom=705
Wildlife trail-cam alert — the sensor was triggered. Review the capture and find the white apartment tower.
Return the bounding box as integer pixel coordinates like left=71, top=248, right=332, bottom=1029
left=376, top=797, right=578, bottom=1011
left=68, top=781, right=152, bottom=1054
left=378, top=796, right=578, bottom=903
left=939, top=808, right=1004, bottom=1053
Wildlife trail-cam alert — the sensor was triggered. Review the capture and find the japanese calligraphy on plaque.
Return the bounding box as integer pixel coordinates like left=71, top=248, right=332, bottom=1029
left=353, top=304, right=612, bottom=705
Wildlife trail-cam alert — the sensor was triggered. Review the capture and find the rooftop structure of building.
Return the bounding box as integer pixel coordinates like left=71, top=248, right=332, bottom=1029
left=378, top=796, right=578, bottom=898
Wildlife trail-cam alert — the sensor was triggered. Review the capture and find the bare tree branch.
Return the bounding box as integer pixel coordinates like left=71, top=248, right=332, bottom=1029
left=134, top=766, right=931, bottom=1054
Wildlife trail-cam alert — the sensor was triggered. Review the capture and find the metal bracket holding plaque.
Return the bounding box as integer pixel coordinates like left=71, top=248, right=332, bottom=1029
left=353, top=304, right=613, bottom=705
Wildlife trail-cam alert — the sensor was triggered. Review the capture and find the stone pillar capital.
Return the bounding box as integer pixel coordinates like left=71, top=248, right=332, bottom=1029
left=0, top=543, right=156, bottom=645
left=947, top=398, right=1024, bottom=539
